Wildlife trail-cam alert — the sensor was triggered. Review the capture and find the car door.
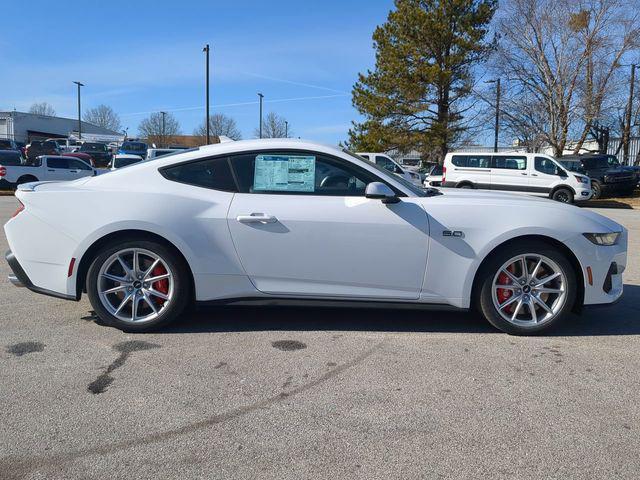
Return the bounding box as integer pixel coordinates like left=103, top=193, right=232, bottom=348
left=226, top=150, right=429, bottom=299
left=529, top=156, right=563, bottom=196
left=489, top=155, right=529, bottom=192
left=67, top=158, right=95, bottom=178
left=44, top=157, right=73, bottom=180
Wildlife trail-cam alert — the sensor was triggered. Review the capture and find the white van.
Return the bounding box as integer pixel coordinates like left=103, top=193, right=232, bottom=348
left=357, top=152, right=422, bottom=186
left=441, top=152, right=592, bottom=203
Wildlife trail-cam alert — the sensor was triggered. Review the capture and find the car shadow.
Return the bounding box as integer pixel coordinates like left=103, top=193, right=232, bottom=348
left=147, top=284, right=640, bottom=337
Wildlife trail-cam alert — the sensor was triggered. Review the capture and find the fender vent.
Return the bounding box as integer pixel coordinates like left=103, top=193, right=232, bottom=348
left=602, top=262, right=618, bottom=293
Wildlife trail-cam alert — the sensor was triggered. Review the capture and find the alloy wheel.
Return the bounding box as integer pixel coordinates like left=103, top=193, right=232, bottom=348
left=97, top=248, right=174, bottom=324
left=491, top=254, right=567, bottom=327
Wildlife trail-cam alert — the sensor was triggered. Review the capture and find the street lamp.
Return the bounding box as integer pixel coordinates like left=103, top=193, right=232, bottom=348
left=285, top=120, right=288, bottom=138
left=203, top=44, right=211, bottom=144
left=72, top=81, right=84, bottom=139
left=160, top=111, right=167, bottom=148
left=258, top=93, right=264, bottom=138
left=485, top=79, right=501, bottom=153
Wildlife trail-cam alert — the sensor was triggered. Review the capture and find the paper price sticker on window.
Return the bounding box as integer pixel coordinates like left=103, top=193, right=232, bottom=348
left=254, top=155, right=316, bottom=192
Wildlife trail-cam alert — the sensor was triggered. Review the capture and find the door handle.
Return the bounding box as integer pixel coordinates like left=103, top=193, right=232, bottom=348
left=237, top=213, right=278, bottom=224
left=48, top=169, right=54, bottom=172
left=520, top=172, right=528, bottom=175
left=531, top=173, right=538, bottom=177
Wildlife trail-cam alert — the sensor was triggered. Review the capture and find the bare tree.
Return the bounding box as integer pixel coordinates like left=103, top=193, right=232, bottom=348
left=254, top=112, right=290, bottom=138
left=193, top=113, right=242, bottom=140
left=138, top=112, right=181, bottom=146
left=495, top=0, right=640, bottom=157
left=29, top=102, right=56, bottom=116
left=84, top=105, right=122, bottom=132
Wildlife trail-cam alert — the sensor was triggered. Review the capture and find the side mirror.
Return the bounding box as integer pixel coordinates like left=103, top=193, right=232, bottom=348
left=365, top=182, right=400, bottom=204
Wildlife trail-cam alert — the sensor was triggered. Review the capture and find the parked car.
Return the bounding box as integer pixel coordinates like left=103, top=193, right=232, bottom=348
left=147, top=148, right=182, bottom=160
left=357, top=152, right=423, bottom=186
left=441, top=152, right=591, bottom=203
left=0, top=150, right=25, bottom=189
left=79, top=142, right=112, bottom=168
left=424, top=164, right=443, bottom=187
left=46, top=138, right=80, bottom=154
left=0, top=155, right=95, bottom=186
left=63, top=151, right=96, bottom=167
left=558, top=154, right=638, bottom=199
left=25, top=141, right=59, bottom=162
left=109, top=154, right=144, bottom=170
left=0, top=139, right=19, bottom=151
left=4, top=139, right=626, bottom=335
left=119, top=141, right=148, bottom=159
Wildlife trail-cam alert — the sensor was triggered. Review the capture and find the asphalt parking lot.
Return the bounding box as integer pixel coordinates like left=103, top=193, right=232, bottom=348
left=0, top=196, right=639, bottom=480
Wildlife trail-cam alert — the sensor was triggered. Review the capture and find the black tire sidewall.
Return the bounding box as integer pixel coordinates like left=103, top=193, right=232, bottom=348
left=477, top=241, right=577, bottom=335
left=552, top=188, right=574, bottom=203
left=591, top=181, right=602, bottom=199
left=86, top=239, right=190, bottom=332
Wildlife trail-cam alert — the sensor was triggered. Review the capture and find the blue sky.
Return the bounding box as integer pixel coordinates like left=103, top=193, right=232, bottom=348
left=0, top=0, right=394, bottom=144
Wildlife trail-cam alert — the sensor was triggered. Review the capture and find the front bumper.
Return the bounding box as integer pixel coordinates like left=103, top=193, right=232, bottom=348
left=5, top=250, right=77, bottom=301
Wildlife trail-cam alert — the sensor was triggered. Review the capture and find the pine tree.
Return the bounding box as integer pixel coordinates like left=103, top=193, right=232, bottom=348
left=349, top=0, right=496, bottom=159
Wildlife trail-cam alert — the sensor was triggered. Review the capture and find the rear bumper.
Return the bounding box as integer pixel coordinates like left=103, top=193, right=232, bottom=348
left=5, top=250, right=77, bottom=301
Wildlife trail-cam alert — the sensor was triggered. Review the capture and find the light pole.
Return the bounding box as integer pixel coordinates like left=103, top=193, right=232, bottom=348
left=486, top=79, right=501, bottom=153
left=73, top=81, right=84, bottom=139
left=160, top=111, right=167, bottom=147
left=623, top=64, right=637, bottom=165
left=258, top=93, right=264, bottom=138
left=203, top=44, right=211, bottom=144
left=285, top=120, right=288, bottom=138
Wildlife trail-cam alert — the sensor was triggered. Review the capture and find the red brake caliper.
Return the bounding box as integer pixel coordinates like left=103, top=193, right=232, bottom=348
left=151, top=264, right=169, bottom=305
left=497, top=264, right=515, bottom=313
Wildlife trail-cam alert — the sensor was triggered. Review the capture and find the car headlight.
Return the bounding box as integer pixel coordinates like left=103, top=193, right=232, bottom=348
left=583, top=232, right=621, bottom=246
left=574, top=175, right=590, bottom=185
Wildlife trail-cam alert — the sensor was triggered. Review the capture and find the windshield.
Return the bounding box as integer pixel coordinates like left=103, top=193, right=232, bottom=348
left=342, top=149, right=427, bottom=197
left=581, top=156, right=619, bottom=170
left=122, top=142, right=147, bottom=152
left=81, top=143, right=107, bottom=152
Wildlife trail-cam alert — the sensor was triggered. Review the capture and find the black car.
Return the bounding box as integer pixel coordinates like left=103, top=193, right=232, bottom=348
left=79, top=142, right=112, bottom=168
left=558, top=154, right=637, bottom=198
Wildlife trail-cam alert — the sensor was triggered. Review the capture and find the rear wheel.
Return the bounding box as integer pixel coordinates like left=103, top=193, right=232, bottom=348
left=476, top=242, right=577, bottom=335
left=458, top=183, right=474, bottom=189
left=552, top=188, right=574, bottom=203
left=16, top=175, right=38, bottom=185
left=87, top=240, right=190, bottom=332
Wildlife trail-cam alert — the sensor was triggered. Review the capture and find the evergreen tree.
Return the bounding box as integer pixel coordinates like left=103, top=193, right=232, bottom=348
left=349, top=0, right=496, bottom=159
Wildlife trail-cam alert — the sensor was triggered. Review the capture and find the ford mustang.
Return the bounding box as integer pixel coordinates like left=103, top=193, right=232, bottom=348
left=4, top=139, right=627, bottom=334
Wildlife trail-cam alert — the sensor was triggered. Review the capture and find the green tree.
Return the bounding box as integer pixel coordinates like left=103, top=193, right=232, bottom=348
left=348, top=0, right=496, bottom=159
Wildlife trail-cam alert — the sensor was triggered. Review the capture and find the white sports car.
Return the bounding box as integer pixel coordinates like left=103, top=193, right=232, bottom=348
left=4, top=139, right=627, bottom=335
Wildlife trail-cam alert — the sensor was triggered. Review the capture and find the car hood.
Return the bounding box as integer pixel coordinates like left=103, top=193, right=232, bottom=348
left=428, top=188, right=623, bottom=232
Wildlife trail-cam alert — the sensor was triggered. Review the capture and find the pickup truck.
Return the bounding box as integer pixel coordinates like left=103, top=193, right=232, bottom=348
left=0, top=155, right=96, bottom=187
left=559, top=154, right=637, bottom=199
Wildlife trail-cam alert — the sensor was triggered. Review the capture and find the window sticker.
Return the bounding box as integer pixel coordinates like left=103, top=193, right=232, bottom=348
left=254, top=155, right=316, bottom=192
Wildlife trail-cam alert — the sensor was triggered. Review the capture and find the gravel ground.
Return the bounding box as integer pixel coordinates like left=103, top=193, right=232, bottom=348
left=0, top=196, right=638, bottom=480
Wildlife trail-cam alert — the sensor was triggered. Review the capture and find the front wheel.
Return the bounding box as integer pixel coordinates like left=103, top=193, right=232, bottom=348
left=591, top=181, right=602, bottom=199
left=86, top=239, right=190, bottom=332
left=552, top=188, right=574, bottom=203
left=476, top=242, right=577, bottom=335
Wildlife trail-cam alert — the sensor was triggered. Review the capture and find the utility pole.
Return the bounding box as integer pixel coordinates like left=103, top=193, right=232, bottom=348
left=73, top=81, right=84, bottom=139
left=623, top=64, right=636, bottom=165
left=160, top=111, right=167, bottom=147
left=258, top=93, right=264, bottom=138
left=203, top=44, right=211, bottom=144
left=285, top=120, right=288, bottom=138
left=485, top=79, right=501, bottom=153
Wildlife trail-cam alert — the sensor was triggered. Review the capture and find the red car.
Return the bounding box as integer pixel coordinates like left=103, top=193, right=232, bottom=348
left=63, top=151, right=95, bottom=167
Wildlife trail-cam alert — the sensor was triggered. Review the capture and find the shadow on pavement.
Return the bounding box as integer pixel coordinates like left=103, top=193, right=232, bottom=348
left=153, top=284, right=640, bottom=337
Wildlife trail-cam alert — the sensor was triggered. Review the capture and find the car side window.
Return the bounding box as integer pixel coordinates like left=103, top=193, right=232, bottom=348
left=534, top=157, right=558, bottom=175
left=231, top=151, right=382, bottom=197
left=451, top=155, right=491, bottom=168
left=375, top=156, right=400, bottom=174
left=492, top=156, right=527, bottom=170
left=69, top=159, right=92, bottom=170
left=47, top=158, right=69, bottom=169
left=161, top=157, right=237, bottom=192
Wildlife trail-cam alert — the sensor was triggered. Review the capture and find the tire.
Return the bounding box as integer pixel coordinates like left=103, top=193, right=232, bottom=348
left=86, top=239, right=190, bottom=332
left=476, top=241, right=577, bottom=335
left=16, top=175, right=38, bottom=185
left=459, top=183, right=474, bottom=189
left=551, top=188, right=574, bottom=204
left=591, top=181, right=602, bottom=199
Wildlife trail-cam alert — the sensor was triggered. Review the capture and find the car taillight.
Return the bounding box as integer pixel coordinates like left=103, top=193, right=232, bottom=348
left=442, top=165, right=446, bottom=182
left=12, top=201, right=24, bottom=218
left=0, top=165, right=6, bottom=177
